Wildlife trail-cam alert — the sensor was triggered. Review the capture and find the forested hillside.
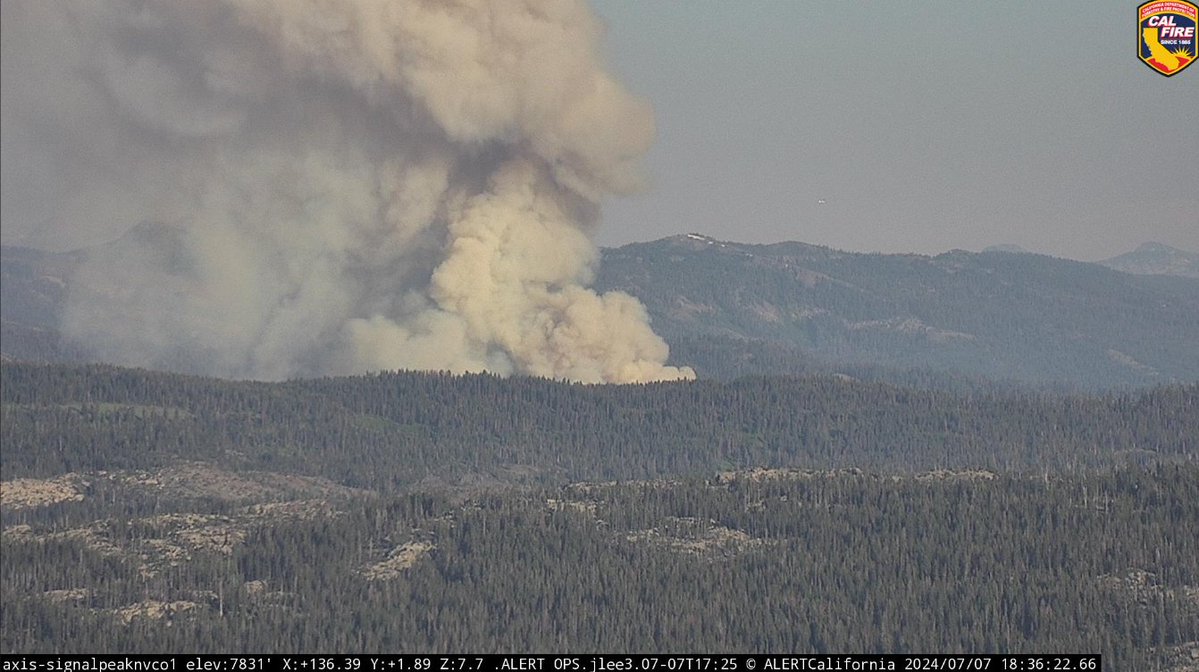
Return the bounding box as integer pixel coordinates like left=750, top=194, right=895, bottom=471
left=3, top=363, right=1197, bottom=666
left=3, top=363, right=1196, bottom=487
left=4, top=0, right=1196, bottom=665
left=3, top=464, right=1197, bottom=667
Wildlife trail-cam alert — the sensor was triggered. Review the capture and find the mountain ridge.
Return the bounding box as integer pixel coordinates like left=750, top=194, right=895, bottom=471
left=1097, top=241, right=1199, bottom=278
left=3, top=234, right=1197, bottom=389
left=595, top=234, right=1199, bottom=388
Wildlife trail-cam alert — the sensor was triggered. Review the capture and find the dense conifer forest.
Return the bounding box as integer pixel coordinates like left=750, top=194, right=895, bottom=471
left=2, top=363, right=1197, bottom=668
left=3, top=364, right=1196, bottom=486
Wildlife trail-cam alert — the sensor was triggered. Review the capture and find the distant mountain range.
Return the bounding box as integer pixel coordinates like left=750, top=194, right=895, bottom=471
left=981, top=241, right=1199, bottom=279
left=3, top=235, right=1197, bottom=389
left=595, top=235, right=1199, bottom=388
left=1097, top=242, right=1199, bottom=278
left=981, top=244, right=1031, bottom=254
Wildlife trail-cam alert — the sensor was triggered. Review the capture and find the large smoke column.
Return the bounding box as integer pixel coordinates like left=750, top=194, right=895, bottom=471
left=0, top=0, right=694, bottom=383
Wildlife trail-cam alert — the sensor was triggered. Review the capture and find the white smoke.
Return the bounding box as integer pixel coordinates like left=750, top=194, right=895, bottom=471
left=0, top=0, right=693, bottom=383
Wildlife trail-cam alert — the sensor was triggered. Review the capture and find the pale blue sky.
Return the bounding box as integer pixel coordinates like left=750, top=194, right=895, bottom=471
left=590, top=1, right=1199, bottom=260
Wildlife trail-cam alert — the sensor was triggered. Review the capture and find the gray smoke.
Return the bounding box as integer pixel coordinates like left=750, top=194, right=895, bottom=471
left=0, top=0, right=694, bottom=383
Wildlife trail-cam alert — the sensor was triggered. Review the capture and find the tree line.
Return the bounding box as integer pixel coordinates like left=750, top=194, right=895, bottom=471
left=2, top=363, right=1196, bottom=490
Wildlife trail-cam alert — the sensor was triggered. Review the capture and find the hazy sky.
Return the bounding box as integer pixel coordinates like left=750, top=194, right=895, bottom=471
left=589, top=1, right=1198, bottom=260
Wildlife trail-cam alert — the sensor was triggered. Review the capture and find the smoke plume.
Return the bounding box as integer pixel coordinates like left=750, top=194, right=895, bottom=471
left=0, top=0, right=693, bottom=383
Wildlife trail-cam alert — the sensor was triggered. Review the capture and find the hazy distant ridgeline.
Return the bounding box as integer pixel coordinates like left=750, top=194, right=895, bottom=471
left=597, top=235, right=1199, bottom=388
left=1099, top=242, right=1199, bottom=278
left=4, top=235, right=1198, bottom=390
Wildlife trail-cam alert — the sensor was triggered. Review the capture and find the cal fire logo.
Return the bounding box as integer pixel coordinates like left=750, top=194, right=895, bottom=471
left=1139, top=1, right=1197, bottom=76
